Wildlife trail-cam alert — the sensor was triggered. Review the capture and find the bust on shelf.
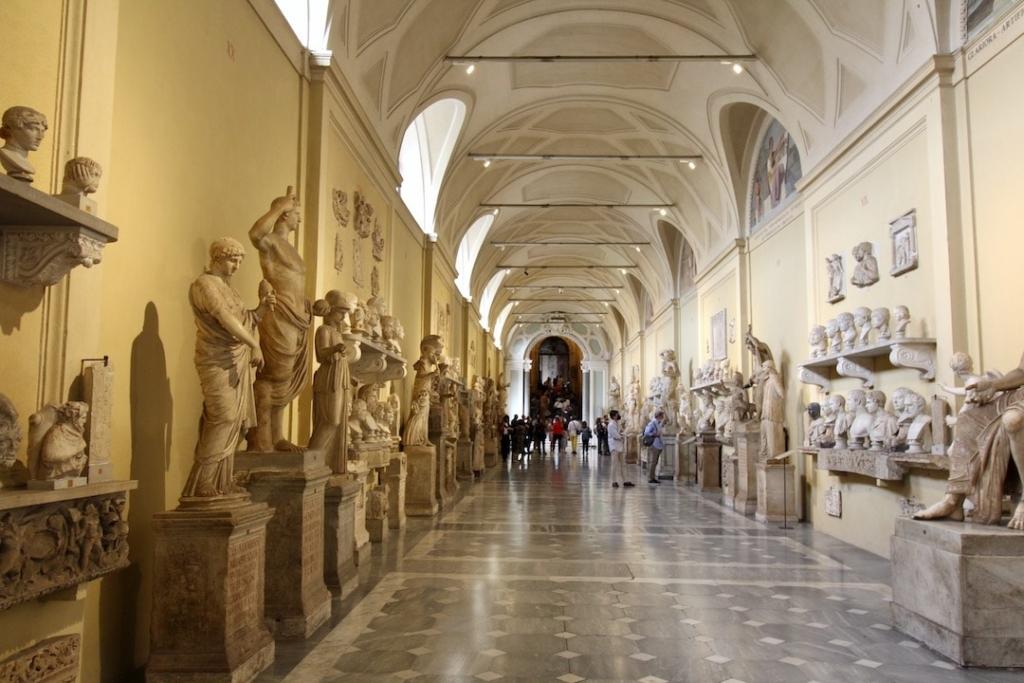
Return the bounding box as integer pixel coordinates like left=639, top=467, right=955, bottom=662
left=0, top=106, right=47, bottom=183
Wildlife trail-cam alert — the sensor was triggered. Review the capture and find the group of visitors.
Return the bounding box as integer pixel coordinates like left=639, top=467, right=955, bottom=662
left=500, top=414, right=594, bottom=458
left=602, top=409, right=666, bottom=489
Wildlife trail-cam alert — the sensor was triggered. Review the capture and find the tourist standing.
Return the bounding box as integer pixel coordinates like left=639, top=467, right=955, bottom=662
left=596, top=417, right=609, bottom=456
left=501, top=415, right=512, bottom=461
left=567, top=416, right=580, bottom=454
left=550, top=416, right=565, bottom=454
left=643, top=410, right=665, bottom=484
left=608, top=410, right=632, bottom=488
left=580, top=421, right=592, bottom=457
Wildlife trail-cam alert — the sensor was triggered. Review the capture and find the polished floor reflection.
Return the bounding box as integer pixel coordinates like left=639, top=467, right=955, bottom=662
left=260, top=452, right=1021, bottom=682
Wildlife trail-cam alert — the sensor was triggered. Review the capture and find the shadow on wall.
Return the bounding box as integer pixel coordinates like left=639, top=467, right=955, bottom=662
left=122, top=301, right=173, bottom=675
left=0, top=282, right=44, bottom=333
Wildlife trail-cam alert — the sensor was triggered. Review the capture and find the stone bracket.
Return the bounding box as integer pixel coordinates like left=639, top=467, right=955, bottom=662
left=835, top=356, right=875, bottom=387
left=890, top=342, right=936, bottom=380
left=798, top=366, right=831, bottom=392
left=797, top=337, right=937, bottom=390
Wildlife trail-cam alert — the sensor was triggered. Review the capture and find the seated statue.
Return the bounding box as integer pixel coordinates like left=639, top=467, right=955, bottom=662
left=917, top=350, right=1024, bottom=529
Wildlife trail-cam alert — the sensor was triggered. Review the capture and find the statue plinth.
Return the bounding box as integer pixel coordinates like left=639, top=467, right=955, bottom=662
left=891, top=517, right=1024, bottom=667
left=484, top=435, right=499, bottom=468
left=733, top=422, right=760, bottom=515
left=324, top=477, right=360, bottom=598
left=234, top=451, right=332, bottom=639
left=148, top=501, right=275, bottom=682
left=755, top=458, right=797, bottom=522
left=403, top=444, right=438, bottom=517
left=696, top=435, right=721, bottom=492
left=456, top=437, right=473, bottom=480
left=385, top=453, right=407, bottom=530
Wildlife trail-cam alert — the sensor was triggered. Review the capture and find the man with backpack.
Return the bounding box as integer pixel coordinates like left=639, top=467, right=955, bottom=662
left=643, top=410, right=665, bottom=484
left=607, top=410, right=632, bottom=488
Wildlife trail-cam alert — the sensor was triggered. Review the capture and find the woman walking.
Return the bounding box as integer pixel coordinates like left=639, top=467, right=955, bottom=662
left=607, top=411, right=632, bottom=488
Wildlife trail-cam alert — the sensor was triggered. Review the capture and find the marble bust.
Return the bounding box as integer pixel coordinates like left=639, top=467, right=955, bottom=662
left=28, top=401, right=89, bottom=481
left=830, top=394, right=850, bottom=449
left=850, top=241, right=879, bottom=287
left=0, top=106, right=48, bottom=182
left=57, top=156, right=103, bottom=213
left=893, top=305, right=910, bottom=338
left=837, top=312, right=856, bottom=351
left=0, top=393, right=21, bottom=472
left=847, top=389, right=870, bottom=449
left=868, top=391, right=897, bottom=451
left=809, top=325, right=827, bottom=358
left=853, top=307, right=871, bottom=347
left=825, top=318, right=841, bottom=354
left=871, top=307, right=891, bottom=341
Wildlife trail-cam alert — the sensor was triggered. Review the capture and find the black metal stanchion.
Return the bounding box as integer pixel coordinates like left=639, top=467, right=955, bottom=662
left=778, top=456, right=793, bottom=530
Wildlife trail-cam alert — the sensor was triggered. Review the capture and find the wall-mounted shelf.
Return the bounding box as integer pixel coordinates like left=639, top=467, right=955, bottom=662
left=0, top=174, right=119, bottom=287
left=345, top=334, right=407, bottom=385
left=810, top=447, right=948, bottom=483
left=797, top=338, right=936, bottom=392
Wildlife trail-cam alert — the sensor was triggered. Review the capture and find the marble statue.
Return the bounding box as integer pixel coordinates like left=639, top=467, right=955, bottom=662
left=388, top=388, right=401, bottom=436
left=809, top=325, right=827, bottom=358
left=758, top=360, right=785, bottom=458
left=0, top=106, right=47, bottom=182
left=847, top=389, right=870, bottom=449
left=248, top=188, right=312, bottom=452
left=310, top=291, right=357, bottom=454
left=917, top=349, right=1024, bottom=528
left=868, top=390, right=897, bottom=451
left=402, top=335, right=444, bottom=447
left=365, top=296, right=385, bottom=340
left=625, top=369, right=642, bottom=433
left=381, top=315, right=402, bottom=353
left=826, top=253, right=844, bottom=302
left=837, top=312, right=856, bottom=351
left=818, top=397, right=837, bottom=448
left=825, top=318, right=841, bottom=354
left=350, top=301, right=367, bottom=336
left=853, top=307, right=871, bottom=347
left=871, top=307, right=891, bottom=341
left=56, top=157, right=102, bottom=212
left=806, top=402, right=824, bottom=447
left=658, top=350, right=681, bottom=430
left=696, top=393, right=715, bottom=433
left=677, top=391, right=693, bottom=436
left=893, top=305, right=910, bottom=338
left=27, top=402, right=89, bottom=481
left=723, top=371, right=752, bottom=441
left=0, top=393, right=21, bottom=470
left=183, top=238, right=273, bottom=500
left=850, top=241, right=879, bottom=287
left=830, top=394, right=850, bottom=449
left=744, top=326, right=774, bottom=417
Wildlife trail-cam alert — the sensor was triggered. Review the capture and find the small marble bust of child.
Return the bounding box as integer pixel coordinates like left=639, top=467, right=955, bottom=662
left=892, top=305, right=910, bottom=338
left=825, top=318, right=841, bottom=353
left=808, top=325, right=827, bottom=358
left=870, top=307, right=891, bottom=341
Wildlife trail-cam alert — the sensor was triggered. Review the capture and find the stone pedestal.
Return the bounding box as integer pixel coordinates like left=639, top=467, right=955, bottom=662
left=659, top=434, right=678, bottom=480
left=323, top=478, right=360, bottom=597
left=733, top=422, right=760, bottom=515
left=404, top=444, right=438, bottom=516
left=235, top=451, right=332, bottom=640
left=434, top=439, right=453, bottom=508
left=625, top=434, right=640, bottom=466
left=456, top=437, right=473, bottom=480
left=385, top=453, right=406, bottom=530
left=485, top=436, right=499, bottom=467
left=892, top=518, right=1024, bottom=667
left=472, top=434, right=485, bottom=475
left=755, top=460, right=797, bottom=522
left=351, top=470, right=371, bottom=566
left=721, top=447, right=737, bottom=507
left=148, top=501, right=276, bottom=682
left=696, top=436, right=721, bottom=492
left=677, top=437, right=696, bottom=483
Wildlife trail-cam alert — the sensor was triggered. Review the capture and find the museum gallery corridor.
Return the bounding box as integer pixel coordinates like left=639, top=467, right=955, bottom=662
left=260, top=459, right=1018, bottom=683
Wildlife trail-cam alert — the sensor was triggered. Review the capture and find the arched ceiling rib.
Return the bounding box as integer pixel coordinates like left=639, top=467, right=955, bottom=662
left=325, top=0, right=941, bottom=342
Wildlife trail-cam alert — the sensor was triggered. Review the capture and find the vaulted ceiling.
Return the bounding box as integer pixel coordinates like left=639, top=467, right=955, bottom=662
left=324, top=0, right=946, bottom=348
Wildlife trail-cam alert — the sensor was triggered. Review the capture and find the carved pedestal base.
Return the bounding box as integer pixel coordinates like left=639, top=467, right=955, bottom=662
left=456, top=438, right=473, bottom=481
left=0, top=634, right=80, bottom=683
left=235, top=451, right=332, bottom=640
left=733, top=423, right=760, bottom=515
left=892, top=518, right=1024, bottom=667
left=148, top=501, right=275, bottom=683
left=696, top=438, right=721, bottom=492
left=386, top=453, right=406, bottom=530
left=404, top=444, right=438, bottom=517
left=324, top=478, right=360, bottom=598
left=756, top=461, right=797, bottom=523
left=484, top=436, right=499, bottom=467
left=721, top=447, right=737, bottom=507
left=625, top=435, right=640, bottom=466
left=658, top=434, right=678, bottom=480
left=433, top=439, right=453, bottom=508
left=677, top=437, right=696, bottom=483
left=366, top=514, right=387, bottom=543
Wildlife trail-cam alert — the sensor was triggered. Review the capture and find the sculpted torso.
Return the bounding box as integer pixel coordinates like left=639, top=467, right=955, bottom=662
left=258, top=234, right=305, bottom=298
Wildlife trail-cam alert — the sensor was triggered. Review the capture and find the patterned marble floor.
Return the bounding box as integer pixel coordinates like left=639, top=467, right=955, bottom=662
left=258, top=451, right=1022, bottom=683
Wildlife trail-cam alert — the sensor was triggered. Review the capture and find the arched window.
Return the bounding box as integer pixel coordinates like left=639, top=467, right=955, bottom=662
left=399, top=99, right=466, bottom=236
left=454, top=214, right=494, bottom=299
left=478, top=270, right=507, bottom=330
left=273, top=0, right=331, bottom=53
left=492, top=302, right=514, bottom=349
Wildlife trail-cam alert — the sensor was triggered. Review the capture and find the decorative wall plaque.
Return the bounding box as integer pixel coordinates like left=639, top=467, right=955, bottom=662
left=331, top=189, right=350, bottom=227
left=352, top=236, right=363, bottom=286
left=334, top=233, right=344, bottom=272
left=711, top=309, right=727, bottom=360
left=353, top=192, right=373, bottom=238
left=889, top=209, right=918, bottom=276
left=826, top=253, right=845, bottom=303
left=371, top=219, right=385, bottom=261
left=370, top=265, right=380, bottom=297
left=825, top=485, right=842, bottom=517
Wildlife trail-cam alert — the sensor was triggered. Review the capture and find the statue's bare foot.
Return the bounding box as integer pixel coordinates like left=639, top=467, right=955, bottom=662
left=274, top=439, right=303, bottom=452
left=1008, top=502, right=1024, bottom=530
left=914, top=494, right=964, bottom=521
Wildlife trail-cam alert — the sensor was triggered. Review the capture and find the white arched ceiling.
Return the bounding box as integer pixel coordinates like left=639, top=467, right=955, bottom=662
left=454, top=213, right=494, bottom=298
left=478, top=269, right=507, bottom=330
left=399, top=97, right=467, bottom=235
left=492, top=302, right=515, bottom=349
left=322, top=0, right=943, bottom=346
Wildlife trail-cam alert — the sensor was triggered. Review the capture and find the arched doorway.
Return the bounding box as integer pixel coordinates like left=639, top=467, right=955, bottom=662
left=528, top=336, right=584, bottom=420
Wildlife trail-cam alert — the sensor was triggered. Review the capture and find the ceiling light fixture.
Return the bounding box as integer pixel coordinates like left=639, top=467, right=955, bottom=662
left=732, top=63, right=744, bottom=75
left=446, top=54, right=757, bottom=64
left=469, top=153, right=700, bottom=163
left=482, top=159, right=491, bottom=168
left=480, top=202, right=673, bottom=209
left=658, top=208, right=668, bottom=217
left=466, top=64, right=476, bottom=75
left=688, top=160, right=697, bottom=170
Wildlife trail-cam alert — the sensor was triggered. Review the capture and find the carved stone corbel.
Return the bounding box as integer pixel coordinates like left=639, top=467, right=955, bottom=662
left=835, top=356, right=875, bottom=388
left=797, top=366, right=830, bottom=392
left=890, top=342, right=936, bottom=381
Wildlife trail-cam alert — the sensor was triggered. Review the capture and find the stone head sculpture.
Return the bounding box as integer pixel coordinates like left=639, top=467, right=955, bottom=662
left=420, top=334, right=444, bottom=364
left=208, top=237, right=246, bottom=276
left=893, top=305, right=910, bottom=337
left=871, top=307, right=891, bottom=339
left=0, top=393, right=21, bottom=468
left=1, top=106, right=48, bottom=182
left=60, top=156, right=102, bottom=196
left=807, top=402, right=821, bottom=420
left=949, top=351, right=973, bottom=378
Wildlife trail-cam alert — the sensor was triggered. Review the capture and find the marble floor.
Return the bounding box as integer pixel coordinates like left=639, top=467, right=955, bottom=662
left=258, top=451, right=1022, bottom=683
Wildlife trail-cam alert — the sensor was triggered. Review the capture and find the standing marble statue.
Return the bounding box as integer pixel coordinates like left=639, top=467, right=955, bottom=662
left=917, top=349, right=1024, bottom=529
left=608, top=376, right=622, bottom=411
left=0, top=106, right=47, bottom=182
left=184, top=238, right=274, bottom=501
left=758, top=360, right=785, bottom=458
left=248, top=188, right=312, bottom=452
left=402, top=335, right=444, bottom=446
left=659, top=350, right=681, bottom=431
left=743, top=326, right=774, bottom=418
left=310, top=291, right=358, bottom=457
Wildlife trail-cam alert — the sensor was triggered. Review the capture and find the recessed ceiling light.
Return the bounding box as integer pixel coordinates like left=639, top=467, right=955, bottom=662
left=483, top=159, right=491, bottom=168
left=688, top=160, right=697, bottom=170
left=619, top=268, right=627, bottom=275
left=732, top=63, right=743, bottom=75
left=466, top=64, right=476, bottom=75
left=492, top=208, right=499, bottom=216
left=634, top=246, right=641, bottom=253
left=659, top=208, right=668, bottom=217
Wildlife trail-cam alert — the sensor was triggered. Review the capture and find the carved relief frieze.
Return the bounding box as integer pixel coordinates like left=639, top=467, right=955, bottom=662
left=0, top=228, right=105, bottom=287
left=0, top=490, right=130, bottom=610
left=353, top=192, right=373, bottom=238
left=0, top=634, right=80, bottom=683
